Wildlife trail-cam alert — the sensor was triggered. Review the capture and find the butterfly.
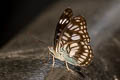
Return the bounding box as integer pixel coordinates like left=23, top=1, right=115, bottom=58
left=48, top=8, right=93, bottom=71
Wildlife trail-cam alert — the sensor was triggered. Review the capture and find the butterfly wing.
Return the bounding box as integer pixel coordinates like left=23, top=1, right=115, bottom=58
left=54, top=8, right=73, bottom=48
left=58, top=16, right=93, bottom=66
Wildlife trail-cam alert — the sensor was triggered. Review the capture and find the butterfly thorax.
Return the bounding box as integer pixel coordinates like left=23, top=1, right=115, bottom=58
left=48, top=45, right=79, bottom=66
left=48, top=46, right=65, bottom=61
left=60, top=47, right=79, bottom=66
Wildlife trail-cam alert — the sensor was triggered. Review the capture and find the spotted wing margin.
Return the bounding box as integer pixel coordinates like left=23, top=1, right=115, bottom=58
left=58, top=16, right=93, bottom=66
left=54, top=8, right=73, bottom=48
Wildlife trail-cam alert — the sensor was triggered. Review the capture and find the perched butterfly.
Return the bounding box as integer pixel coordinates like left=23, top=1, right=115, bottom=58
left=48, top=8, right=93, bottom=70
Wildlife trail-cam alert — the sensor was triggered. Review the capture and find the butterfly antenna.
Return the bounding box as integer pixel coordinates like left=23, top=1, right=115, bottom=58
left=48, top=28, right=53, bottom=46
left=27, top=32, right=48, bottom=47
left=48, top=30, right=51, bottom=46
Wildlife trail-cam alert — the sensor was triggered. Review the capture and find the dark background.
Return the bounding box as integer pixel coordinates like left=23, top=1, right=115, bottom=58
left=0, top=0, right=120, bottom=80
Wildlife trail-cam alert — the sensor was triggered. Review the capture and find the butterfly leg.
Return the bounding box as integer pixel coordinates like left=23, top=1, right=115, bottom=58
left=47, top=51, right=50, bottom=62
left=52, top=55, right=55, bottom=69
left=65, top=61, right=70, bottom=71
left=65, top=61, right=74, bottom=72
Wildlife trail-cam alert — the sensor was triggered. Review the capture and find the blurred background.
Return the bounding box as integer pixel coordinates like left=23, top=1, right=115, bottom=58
left=0, top=0, right=120, bottom=80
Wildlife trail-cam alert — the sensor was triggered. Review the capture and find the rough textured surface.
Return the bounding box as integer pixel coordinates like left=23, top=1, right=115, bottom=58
left=1, top=0, right=120, bottom=80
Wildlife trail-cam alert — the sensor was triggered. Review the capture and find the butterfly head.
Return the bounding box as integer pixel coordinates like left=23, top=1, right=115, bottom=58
left=48, top=46, right=55, bottom=56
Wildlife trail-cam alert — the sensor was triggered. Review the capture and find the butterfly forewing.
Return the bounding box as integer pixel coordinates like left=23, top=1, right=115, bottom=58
left=57, top=16, right=93, bottom=66
left=54, top=8, right=73, bottom=48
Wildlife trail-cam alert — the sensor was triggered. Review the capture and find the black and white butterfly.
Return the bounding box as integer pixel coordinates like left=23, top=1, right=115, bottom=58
left=48, top=8, right=93, bottom=70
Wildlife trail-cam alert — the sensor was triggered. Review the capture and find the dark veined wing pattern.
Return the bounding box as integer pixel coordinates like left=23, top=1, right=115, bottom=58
left=54, top=8, right=73, bottom=48
left=55, top=8, right=93, bottom=66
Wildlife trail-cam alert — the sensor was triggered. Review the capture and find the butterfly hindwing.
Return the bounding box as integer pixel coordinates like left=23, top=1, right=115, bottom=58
left=68, top=41, right=93, bottom=66
left=54, top=8, right=73, bottom=47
